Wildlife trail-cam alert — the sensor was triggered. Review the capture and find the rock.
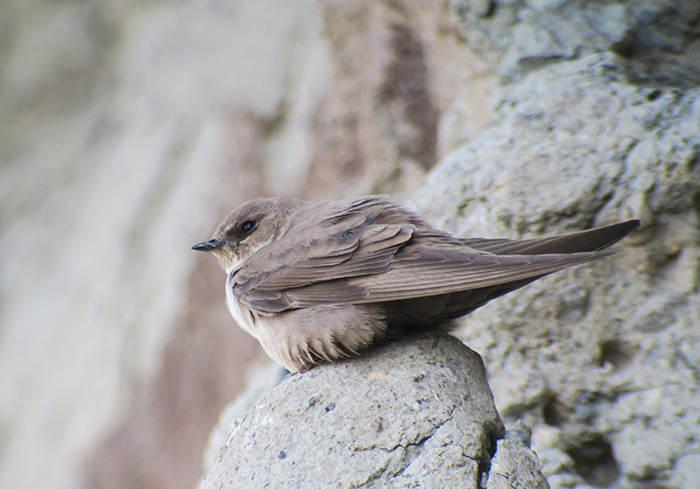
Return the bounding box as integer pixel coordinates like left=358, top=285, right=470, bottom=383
left=201, top=363, right=288, bottom=474
left=488, top=444, right=549, bottom=489
left=200, top=333, right=536, bottom=489
left=452, top=0, right=700, bottom=86
left=411, top=50, right=700, bottom=489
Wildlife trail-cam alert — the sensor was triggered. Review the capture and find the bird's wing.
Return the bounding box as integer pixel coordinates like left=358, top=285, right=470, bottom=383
left=232, top=211, right=612, bottom=313
left=276, top=245, right=609, bottom=308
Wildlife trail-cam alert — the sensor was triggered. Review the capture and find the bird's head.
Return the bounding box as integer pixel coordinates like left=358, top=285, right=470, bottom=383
left=192, top=197, right=302, bottom=273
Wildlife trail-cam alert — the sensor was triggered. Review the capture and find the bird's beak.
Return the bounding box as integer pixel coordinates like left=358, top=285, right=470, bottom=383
left=191, top=239, right=225, bottom=252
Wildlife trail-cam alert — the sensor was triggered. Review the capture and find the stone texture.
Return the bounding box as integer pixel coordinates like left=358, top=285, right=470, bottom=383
left=410, top=49, right=700, bottom=489
left=452, top=0, right=700, bottom=86
left=201, top=363, right=288, bottom=474
left=200, top=333, right=516, bottom=489
left=488, top=424, right=549, bottom=489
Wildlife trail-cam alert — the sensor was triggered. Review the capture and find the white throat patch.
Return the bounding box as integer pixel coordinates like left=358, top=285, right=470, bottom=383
left=225, top=271, right=254, bottom=335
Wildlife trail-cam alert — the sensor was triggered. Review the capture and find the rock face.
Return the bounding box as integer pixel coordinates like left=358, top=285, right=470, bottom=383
left=408, top=2, right=700, bottom=487
left=488, top=432, right=549, bottom=489
left=453, top=0, right=700, bottom=87
left=2, top=0, right=699, bottom=489
left=200, top=333, right=526, bottom=489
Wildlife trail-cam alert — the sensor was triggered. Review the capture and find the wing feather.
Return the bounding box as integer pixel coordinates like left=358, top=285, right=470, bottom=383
left=461, top=220, right=639, bottom=255
left=279, top=249, right=610, bottom=308
left=231, top=197, right=634, bottom=315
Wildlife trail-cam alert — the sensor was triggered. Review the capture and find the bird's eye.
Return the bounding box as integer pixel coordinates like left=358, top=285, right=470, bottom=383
left=240, top=220, right=257, bottom=233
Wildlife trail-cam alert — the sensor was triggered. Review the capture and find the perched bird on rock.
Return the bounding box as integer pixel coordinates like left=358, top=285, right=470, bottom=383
left=193, top=196, right=639, bottom=372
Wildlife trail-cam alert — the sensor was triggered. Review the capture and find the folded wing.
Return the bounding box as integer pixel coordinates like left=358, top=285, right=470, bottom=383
left=233, top=208, right=637, bottom=314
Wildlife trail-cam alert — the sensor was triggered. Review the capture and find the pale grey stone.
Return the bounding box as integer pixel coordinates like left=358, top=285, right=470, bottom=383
left=201, top=363, right=288, bottom=474
left=411, top=50, right=700, bottom=489
left=452, top=0, right=700, bottom=86
left=200, top=333, right=517, bottom=489
left=488, top=439, right=549, bottom=489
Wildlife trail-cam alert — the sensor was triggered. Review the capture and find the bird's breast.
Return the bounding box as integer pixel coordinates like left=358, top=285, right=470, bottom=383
left=225, top=272, right=256, bottom=336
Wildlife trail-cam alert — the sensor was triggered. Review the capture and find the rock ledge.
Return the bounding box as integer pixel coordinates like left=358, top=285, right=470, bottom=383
left=200, top=332, right=548, bottom=489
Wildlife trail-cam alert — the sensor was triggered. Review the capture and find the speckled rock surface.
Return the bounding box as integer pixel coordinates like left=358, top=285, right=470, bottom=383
left=452, top=0, right=700, bottom=87
left=411, top=50, right=700, bottom=489
left=488, top=424, right=549, bottom=489
left=200, top=333, right=521, bottom=489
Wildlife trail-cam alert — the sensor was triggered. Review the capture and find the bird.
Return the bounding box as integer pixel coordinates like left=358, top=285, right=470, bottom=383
left=192, top=195, right=639, bottom=372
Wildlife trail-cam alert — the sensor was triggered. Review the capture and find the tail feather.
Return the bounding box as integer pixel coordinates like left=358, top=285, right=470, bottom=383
left=460, top=220, right=640, bottom=256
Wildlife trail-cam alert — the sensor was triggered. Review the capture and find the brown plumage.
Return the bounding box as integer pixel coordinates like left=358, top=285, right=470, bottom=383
left=192, top=196, right=639, bottom=372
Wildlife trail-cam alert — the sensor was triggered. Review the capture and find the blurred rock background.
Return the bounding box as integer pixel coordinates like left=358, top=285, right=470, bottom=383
left=0, top=1, right=698, bottom=489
